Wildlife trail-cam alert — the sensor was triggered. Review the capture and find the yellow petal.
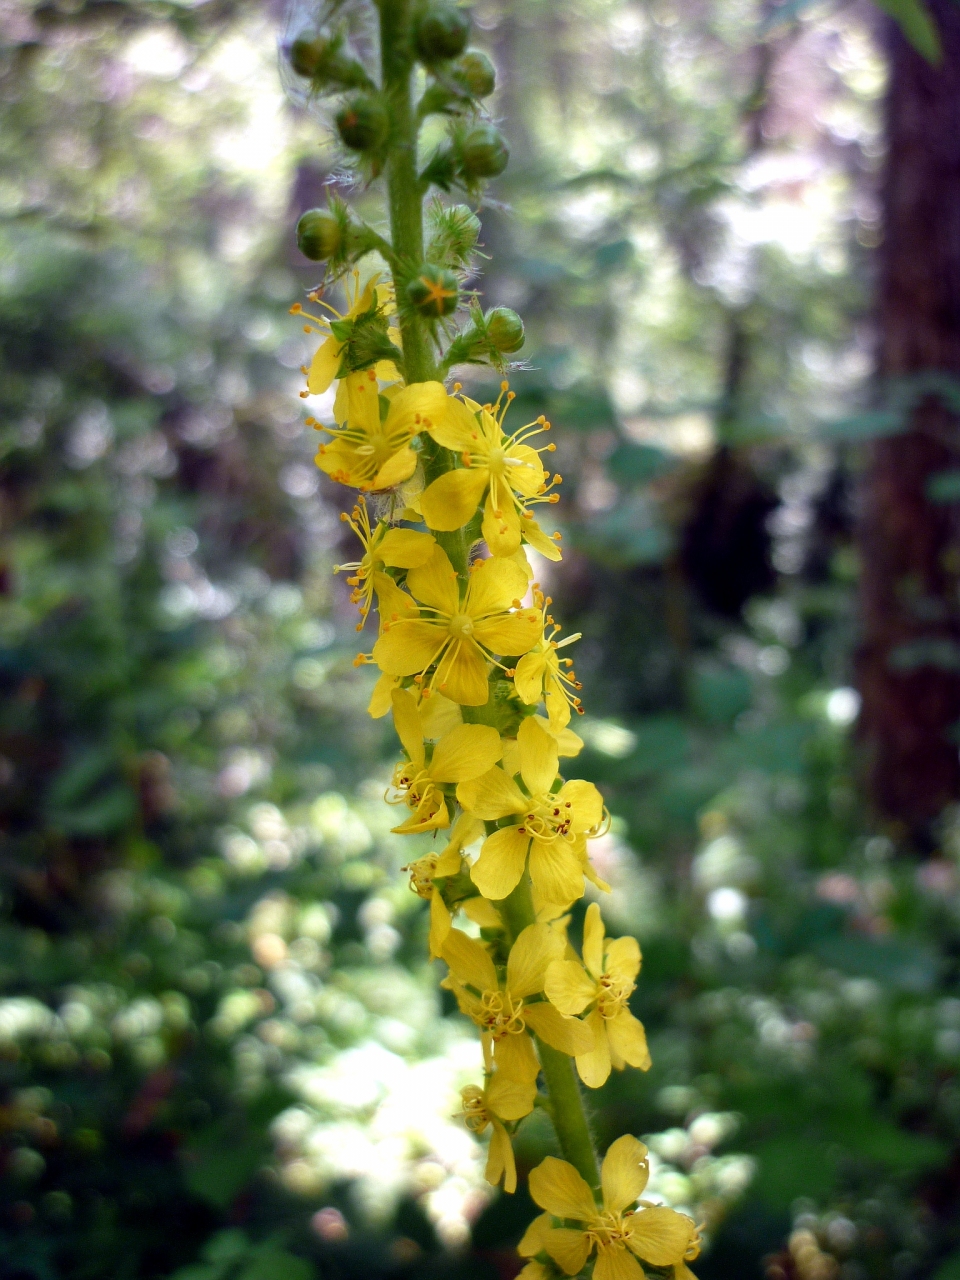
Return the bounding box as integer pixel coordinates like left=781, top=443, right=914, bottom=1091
left=435, top=637, right=490, bottom=705
left=428, top=889, right=452, bottom=960
left=518, top=1213, right=553, bottom=1258
left=517, top=716, right=559, bottom=797
left=576, top=1008, right=611, bottom=1089
left=482, top=493, right=523, bottom=558
left=461, top=895, right=502, bottom=929
left=501, top=737, right=521, bottom=778
left=466, top=554, right=530, bottom=618
left=430, top=723, right=502, bottom=783
left=441, top=927, right=497, bottom=993
left=486, top=1072, right=537, bottom=1122
left=528, top=1157, right=597, bottom=1222
left=529, top=841, right=584, bottom=907
left=594, top=1244, right=645, bottom=1280
left=367, top=672, right=398, bottom=718
left=601, top=1135, right=650, bottom=1215
left=437, top=811, right=482, bottom=874
left=470, top=825, right=530, bottom=900
left=391, top=687, right=425, bottom=767
left=582, top=903, right=605, bottom=979
left=373, top=620, right=445, bottom=676
left=517, top=1264, right=551, bottom=1280
left=373, top=445, right=418, bottom=491
left=513, top=651, right=547, bottom=706
left=372, top=572, right=418, bottom=630
left=421, top=467, right=488, bottom=531
left=493, top=1029, right=540, bottom=1083
left=419, top=692, right=462, bottom=739
left=507, top=923, right=564, bottom=999
left=377, top=528, right=436, bottom=568
left=456, top=767, right=527, bottom=820
left=544, top=1229, right=593, bottom=1277
left=545, top=676, right=573, bottom=729
left=523, top=517, right=563, bottom=562
left=341, top=368, right=381, bottom=434
left=544, top=959, right=596, bottom=1017
left=384, top=380, right=450, bottom=438
left=506, top=444, right=547, bottom=497
left=307, top=336, right=342, bottom=395
left=473, top=610, right=543, bottom=659
left=606, top=936, right=642, bottom=986
left=558, top=778, right=604, bottom=832
left=627, top=1207, right=697, bottom=1267
left=406, top=545, right=460, bottom=615
left=607, top=1008, right=651, bottom=1070
left=425, top=394, right=479, bottom=450
left=487, top=1117, right=517, bottom=1193
left=524, top=1002, right=594, bottom=1056
left=550, top=721, right=584, bottom=756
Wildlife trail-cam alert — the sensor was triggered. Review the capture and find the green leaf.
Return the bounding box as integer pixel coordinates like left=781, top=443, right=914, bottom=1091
left=873, top=0, right=942, bottom=63
left=812, top=935, right=938, bottom=992
left=926, top=470, right=960, bottom=503
left=238, top=1247, right=313, bottom=1280
left=819, top=410, right=904, bottom=441
left=932, top=1250, right=960, bottom=1280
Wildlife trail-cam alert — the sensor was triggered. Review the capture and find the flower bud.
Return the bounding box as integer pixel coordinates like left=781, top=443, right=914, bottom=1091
left=407, top=264, right=459, bottom=318
left=296, top=209, right=342, bottom=262
left=458, top=124, right=509, bottom=180
left=485, top=306, right=524, bottom=353
left=336, top=95, right=389, bottom=152
left=451, top=50, right=495, bottom=98
left=414, top=4, right=471, bottom=63
left=288, top=31, right=332, bottom=78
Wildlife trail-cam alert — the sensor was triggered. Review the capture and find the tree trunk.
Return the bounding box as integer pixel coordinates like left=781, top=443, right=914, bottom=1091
left=857, top=0, right=960, bottom=842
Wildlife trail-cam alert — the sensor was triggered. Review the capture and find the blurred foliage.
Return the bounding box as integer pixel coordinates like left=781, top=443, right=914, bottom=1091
left=3, top=1, right=960, bottom=1280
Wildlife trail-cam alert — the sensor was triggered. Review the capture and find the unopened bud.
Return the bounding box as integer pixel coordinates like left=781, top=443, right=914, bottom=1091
left=288, top=31, right=333, bottom=78
left=296, top=209, right=342, bottom=262
left=451, top=50, right=495, bottom=98
left=458, top=124, right=509, bottom=180
left=407, top=263, right=459, bottom=318
left=336, top=94, right=389, bottom=152
left=485, top=306, right=524, bottom=353
left=415, top=4, right=471, bottom=63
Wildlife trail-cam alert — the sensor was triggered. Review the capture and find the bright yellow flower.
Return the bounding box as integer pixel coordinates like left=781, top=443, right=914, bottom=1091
left=419, top=384, right=563, bottom=561
left=544, top=903, right=651, bottom=1088
left=314, top=369, right=449, bottom=492
left=512, top=590, right=584, bottom=729
left=388, top=688, right=501, bottom=834
left=457, top=717, right=606, bottom=906
left=440, top=924, right=593, bottom=1085
left=461, top=1072, right=537, bottom=1194
left=402, top=810, right=484, bottom=959
left=523, top=1135, right=701, bottom=1280
left=372, top=547, right=542, bottom=705
left=335, top=497, right=436, bottom=630
left=293, top=273, right=397, bottom=396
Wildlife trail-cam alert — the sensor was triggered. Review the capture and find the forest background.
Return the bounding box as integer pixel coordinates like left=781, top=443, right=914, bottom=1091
left=4, top=0, right=960, bottom=1278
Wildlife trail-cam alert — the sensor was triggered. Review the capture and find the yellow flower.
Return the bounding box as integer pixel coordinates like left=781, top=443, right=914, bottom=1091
left=544, top=903, right=651, bottom=1087
left=461, top=1072, right=537, bottom=1194
left=372, top=547, right=542, bottom=705
left=512, top=591, right=584, bottom=729
left=335, top=497, right=436, bottom=630
left=388, top=688, right=501, bottom=834
left=523, top=1135, right=701, bottom=1280
left=294, top=273, right=397, bottom=396
left=403, top=811, right=485, bottom=959
left=457, top=717, right=606, bottom=907
left=441, top=923, right=593, bottom=1085
left=419, top=384, right=563, bottom=561
left=314, top=369, right=449, bottom=492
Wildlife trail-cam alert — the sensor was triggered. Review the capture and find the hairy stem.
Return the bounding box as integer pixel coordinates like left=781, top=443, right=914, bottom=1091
left=501, top=874, right=601, bottom=1191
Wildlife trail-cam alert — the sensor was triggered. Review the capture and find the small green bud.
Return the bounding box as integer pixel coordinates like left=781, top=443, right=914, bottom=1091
left=485, top=306, right=524, bottom=353
left=336, top=95, right=389, bottom=152
left=420, top=143, right=457, bottom=191
left=407, top=263, right=460, bottom=318
left=458, top=124, right=509, bottom=180
left=296, top=209, right=342, bottom=262
left=415, top=4, right=471, bottom=62
left=288, top=32, right=333, bottom=78
left=427, top=202, right=481, bottom=266
left=451, top=50, right=496, bottom=98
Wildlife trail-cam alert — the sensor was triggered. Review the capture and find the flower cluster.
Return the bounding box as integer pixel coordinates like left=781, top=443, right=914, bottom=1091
left=286, top=0, right=699, bottom=1267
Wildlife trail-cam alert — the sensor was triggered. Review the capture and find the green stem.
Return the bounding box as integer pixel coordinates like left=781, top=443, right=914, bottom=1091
left=500, top=873, right=601, bottom=1192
